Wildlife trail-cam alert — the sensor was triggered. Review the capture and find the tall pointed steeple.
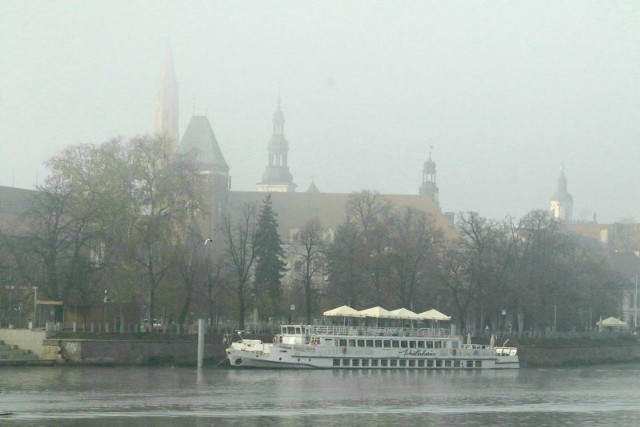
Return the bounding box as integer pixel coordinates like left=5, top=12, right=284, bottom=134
left=257, top=98, right=297, bottom=192
left=155, top=43, right=179, bottom=143
left=550, top=168, right=573, bottom=222
left=419, top=146, right=439, bottom=206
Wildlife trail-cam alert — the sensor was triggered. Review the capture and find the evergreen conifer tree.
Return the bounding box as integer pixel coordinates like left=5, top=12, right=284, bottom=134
left=254, top=194, right=287, bottom=319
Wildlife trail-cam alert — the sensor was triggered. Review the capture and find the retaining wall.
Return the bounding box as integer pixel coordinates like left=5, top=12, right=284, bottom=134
left=43, top=336, right=228, bottom=366
left=0, top=328, right=49, bottom=359
left=519, top=343, right=640, bottom=367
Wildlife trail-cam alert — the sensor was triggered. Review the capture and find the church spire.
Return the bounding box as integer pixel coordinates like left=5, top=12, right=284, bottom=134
left=155, top=43, right=179, bottom=143
left=419, top=145, right=439, bottom=206
left=257, top=99, right=296, bottom=192
left=550, top=167, right=573, bottom=222
left=273, top=96, right=284, bottom=136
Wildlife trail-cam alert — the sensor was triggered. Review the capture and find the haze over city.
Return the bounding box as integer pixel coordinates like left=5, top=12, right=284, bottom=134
left=1, top=1, right=639, bottom=223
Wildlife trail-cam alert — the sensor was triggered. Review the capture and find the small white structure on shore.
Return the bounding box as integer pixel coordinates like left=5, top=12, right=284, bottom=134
left=596, top=317, right=628, bottom=332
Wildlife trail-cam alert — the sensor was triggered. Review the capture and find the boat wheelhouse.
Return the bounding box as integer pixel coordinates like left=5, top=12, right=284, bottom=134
left=225, top=306, right=518, bottom=369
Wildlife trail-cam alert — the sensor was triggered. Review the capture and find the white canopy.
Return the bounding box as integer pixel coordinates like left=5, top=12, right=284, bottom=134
left=323, top=305, right=364, bottom=318
left=389, top=308, right=421, bottom=320
left=418, top=308, right=451, bottom=321
left=596, top=317, right=628, bottom=328
left=359, top=306, right=393, bottom=319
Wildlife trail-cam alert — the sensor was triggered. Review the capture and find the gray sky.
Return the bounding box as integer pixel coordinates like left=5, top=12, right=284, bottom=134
left=1, top=1, right=639, bottom=223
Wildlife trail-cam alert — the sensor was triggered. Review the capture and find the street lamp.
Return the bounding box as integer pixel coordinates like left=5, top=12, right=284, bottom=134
left=33, top=286, right=38, bottom=329
left=634, top=276, right=638, bottom=333
left=501, top=309, right=507, bottom=334
left=104, top=290, right=108, bottom=332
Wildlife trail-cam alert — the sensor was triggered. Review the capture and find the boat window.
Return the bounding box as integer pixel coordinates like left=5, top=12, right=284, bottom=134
left=348, top=339, right=356, bottom=347
left=400, top=340, right=408, bottom=348
left=339, top=339, right=347, bottom=347
left=366, top=340, right=374, bottom=347
left=426, top=341, right=433, bottom=348
left=287, top=327, right=295, bottom=334
left=417, top=341, right=424, bottom=348
left=371, top=359, right=379, bottom=367
left=451, top=341, right=459, bottom=349
left=408, top=360, right=415, bottom=367
left=466, top=360, right=473, bottom=368
left=435, top=341, right=442, bottom=349
left=475, top=361, right=482, bottom=368
left=427, top=360, right=434, bottom=367
left=381, top=359, right=388, bottom=367
left=418, top=360, right=425, bottom=367
left=383, top=340, right=391, bottom=348
left=392, top=340, right=400, bottom=348
left=362, top=359, right=369, bottom=367
left=454, top=361, right=461, bottom=368
left=333, top=359, right=340, bottom=366
left=435, top=360, right=442, bottom=367
left=342, top=359, right=350, bottom=367
left=409, top=341, right=416, bottom=348
left=295, top=327, right=302, bottom=335
left=352, top=359, right=360, bottom=367
left=445, top=360, right=452, bottom=367
left=357, top=339, right=365, bottom=347
left=375, top=340, right=382, bottom=348
left=399, top=360, right=406, bottom=367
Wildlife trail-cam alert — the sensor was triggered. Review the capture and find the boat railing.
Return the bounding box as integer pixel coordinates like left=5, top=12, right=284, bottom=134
left=304, top=325, right=451, bottom=338
left=494, top=346, right=518, bottom=356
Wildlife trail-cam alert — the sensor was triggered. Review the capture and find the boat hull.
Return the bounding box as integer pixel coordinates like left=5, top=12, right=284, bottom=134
left=226, top=341, right=519, bottom=369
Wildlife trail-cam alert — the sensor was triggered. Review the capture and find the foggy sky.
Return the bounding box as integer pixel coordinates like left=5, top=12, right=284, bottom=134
left=1, top=1, right=639, bottom=223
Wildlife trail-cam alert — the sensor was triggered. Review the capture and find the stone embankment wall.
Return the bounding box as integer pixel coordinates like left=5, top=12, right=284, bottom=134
left=519, top=344, right=640, bottom=367
left=43, top=335, right=229, bottom=365
left=0, top=329, right=49, bottom=358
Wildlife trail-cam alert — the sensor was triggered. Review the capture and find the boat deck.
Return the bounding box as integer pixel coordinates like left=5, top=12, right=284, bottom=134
left=282, top=324, right=452, bottom=338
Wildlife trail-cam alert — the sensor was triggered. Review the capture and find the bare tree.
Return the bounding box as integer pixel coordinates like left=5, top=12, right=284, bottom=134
left=296, top=219, right=325, bottom=323
left=387, top=207, right=443, bottom=308
left=222, top=203, right=258, bottom=330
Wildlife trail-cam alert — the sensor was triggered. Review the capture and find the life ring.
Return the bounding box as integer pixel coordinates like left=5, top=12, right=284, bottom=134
left=342, top=347, right=347, bottom=355
left=452, top=349, right=457, bottom=356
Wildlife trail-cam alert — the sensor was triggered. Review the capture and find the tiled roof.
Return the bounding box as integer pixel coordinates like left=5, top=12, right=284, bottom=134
left=227, top=191, right=457, bottom=240
left=179, top=116, right=229, bottom=171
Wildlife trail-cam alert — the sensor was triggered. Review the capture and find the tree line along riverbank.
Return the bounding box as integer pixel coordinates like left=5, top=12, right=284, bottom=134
left=46, top=333, right=640, bottom=367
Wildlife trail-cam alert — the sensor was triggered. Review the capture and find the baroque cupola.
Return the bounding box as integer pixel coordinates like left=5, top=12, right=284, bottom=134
left=257, top=98, right=297, bottom=192
left=419, top=147, right=439, bottom=206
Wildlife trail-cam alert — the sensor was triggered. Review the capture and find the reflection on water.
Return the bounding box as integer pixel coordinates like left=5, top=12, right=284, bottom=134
left=1, top=364, right=639, bottom=426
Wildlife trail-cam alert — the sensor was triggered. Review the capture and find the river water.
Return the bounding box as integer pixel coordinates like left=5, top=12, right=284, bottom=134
left=1, top=364, right=639, bottom=426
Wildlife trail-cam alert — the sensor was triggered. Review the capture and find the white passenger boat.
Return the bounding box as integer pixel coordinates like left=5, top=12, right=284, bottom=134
left=225, top=306, right=519, bottom=369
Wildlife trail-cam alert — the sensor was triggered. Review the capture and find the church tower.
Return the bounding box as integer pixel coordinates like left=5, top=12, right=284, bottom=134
left=155, top=43, right=179, bottom=143
left=419, top=147, right=439, bottom=206
left=550, top=168, right=573, bottom=222
left=257, top=99, right=297, bottom=192
left=179, top=115, right=230, bottom=239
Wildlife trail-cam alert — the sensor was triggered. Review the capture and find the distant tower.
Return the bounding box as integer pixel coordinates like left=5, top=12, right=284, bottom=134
left=257, top=98, right=297, bottom=192
left=550, top=168, right=573, bottom=222
left=419, top=146, right=439, bottom=206
left=155, top=43, right=179, bottom=143
left=179, top=115, right=229, bottom=237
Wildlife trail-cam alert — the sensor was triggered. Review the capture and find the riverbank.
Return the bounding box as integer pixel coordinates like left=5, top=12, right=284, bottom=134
left=2, top=328, right=639, bottom=367
left=514, top=336, right=640, bottom=367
